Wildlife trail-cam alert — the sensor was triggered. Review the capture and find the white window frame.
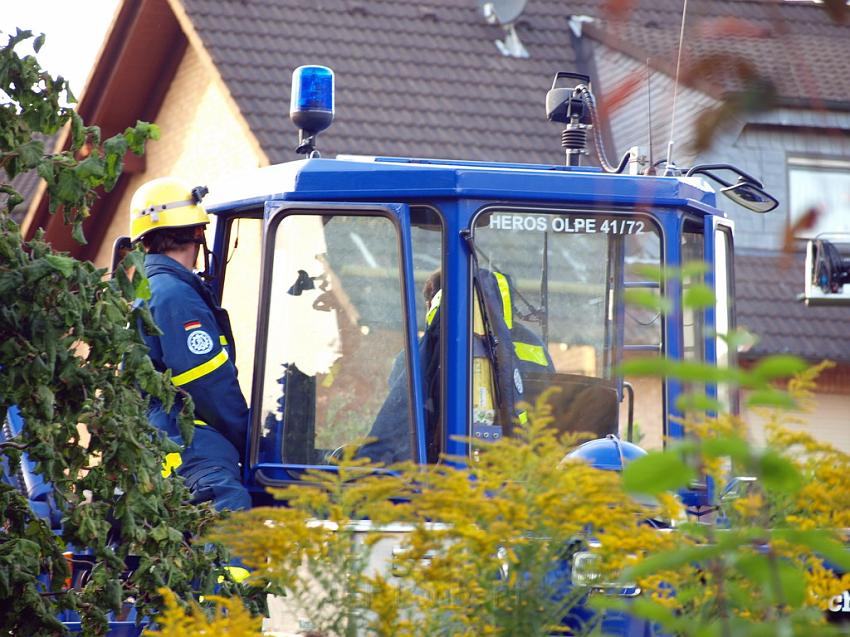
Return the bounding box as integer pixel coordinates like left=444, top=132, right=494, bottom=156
left=788, top=156, right=850, bottom=239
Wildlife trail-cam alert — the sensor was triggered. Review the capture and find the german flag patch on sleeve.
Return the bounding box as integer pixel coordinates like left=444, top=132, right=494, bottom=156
left=183, top=320, right=202, bottom=331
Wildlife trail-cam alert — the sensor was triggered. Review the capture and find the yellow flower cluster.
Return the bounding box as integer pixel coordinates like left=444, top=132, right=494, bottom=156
left=148, top=367, right=850, bottom=635
left=143, top=588, right=261, bottom=636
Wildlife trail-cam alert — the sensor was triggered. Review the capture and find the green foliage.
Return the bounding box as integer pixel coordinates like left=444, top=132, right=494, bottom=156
left=0, top=29, right=160, bottom=240
left=606, top=267, right=850, bottom=636
left=0, top=31, right=253, bottom=635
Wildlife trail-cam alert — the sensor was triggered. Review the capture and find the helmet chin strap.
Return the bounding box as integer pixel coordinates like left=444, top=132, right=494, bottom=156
left=195, top=235, right=213, bottom=282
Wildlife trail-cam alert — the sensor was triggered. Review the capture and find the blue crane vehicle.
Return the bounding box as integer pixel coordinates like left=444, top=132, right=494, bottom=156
left=203, top=68, right=773, bottom=495
left=3, top=66, right=780, bottom=635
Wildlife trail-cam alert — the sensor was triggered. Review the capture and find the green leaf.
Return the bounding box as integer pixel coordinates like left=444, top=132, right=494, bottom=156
left=757, top=451, right=802, bottom=494
left=44, top=254, right=75, bottom=277
left=733, top=551, right=770, bottom=587
left=702, top=435, right=751, bottom=464
left=777, top=559, right=806, bottom=607
left=33, top=33, right=45, bottom=53
left=0, top=185, right=23, bottom=211
left=74, top=156, right=106, bottom=182
left=681, top=261, right=711, bottom=279
left=15, top=140, right=43, bottom=169
left=745, top=389, right=797, bottom=409
left=55, top=167, right=85, bottom=203
left=618, top=357, right=743, bottom=385
left=134, top=276, right=151, bottom=302
left=772, top=529, right=850, bottom=571
left=683, top=283, right=715, bottom=309
left=623, top=543, right=724, bottom=580
left=631, top=263, right=666, bottom=282
left=717, top=328, right=759, bottom=352
left=749, top=354, right=808, bottom=383
left=618, top=356, right=668, bottom=377
left=734, top=553, right=805, bottom=607
left=675, top=391, right=723, bottom=414
left=622, top=451, right=696, bottom=495
left=71, top=221, right=87, bottom=245
left=102, top=134, right=129, bottom=160
left=623, top=288, right=673, bottom=314
left=70, top=111, right=85, bottom=150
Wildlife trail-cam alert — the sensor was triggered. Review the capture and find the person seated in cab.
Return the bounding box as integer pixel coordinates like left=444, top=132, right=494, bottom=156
left=356, top=268, right=554, bottom=465
left=129, top=177, right=251, bottom=511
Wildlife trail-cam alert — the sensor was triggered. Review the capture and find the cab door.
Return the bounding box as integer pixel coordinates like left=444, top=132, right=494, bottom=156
left=246, top=202, right=425, bottom=489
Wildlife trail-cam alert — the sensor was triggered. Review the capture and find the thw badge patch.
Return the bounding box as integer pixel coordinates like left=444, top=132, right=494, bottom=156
left=187, top=330, right=214, bottom=355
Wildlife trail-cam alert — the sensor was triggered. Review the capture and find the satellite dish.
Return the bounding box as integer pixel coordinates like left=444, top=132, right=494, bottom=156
left=479, top=0, right=527, bottom=25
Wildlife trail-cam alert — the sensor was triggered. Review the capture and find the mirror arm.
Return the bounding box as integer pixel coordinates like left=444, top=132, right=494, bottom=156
left=685, top=163, right=764, bottom=189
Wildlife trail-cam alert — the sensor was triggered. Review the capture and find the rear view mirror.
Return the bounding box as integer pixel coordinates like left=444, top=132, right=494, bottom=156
left=720, top=180, right=778, bottom=213
left=110, top=236, right=132, bottom=277
left=685, top=164, right=779, bottom=214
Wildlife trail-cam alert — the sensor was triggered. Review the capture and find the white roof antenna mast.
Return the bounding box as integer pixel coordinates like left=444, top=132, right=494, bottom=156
left=479, top=0, right=529, bottom=58
left=665, top=0, right=690, bottom=175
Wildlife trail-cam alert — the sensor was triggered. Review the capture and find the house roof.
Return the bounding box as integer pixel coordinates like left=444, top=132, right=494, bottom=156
left=736, top=252, right=850, bottom=363
left=178, top=0, right=582, bottom=165
left=567, top=0, right=850, bottom=109
left=178, top=0, right=850, bottom=173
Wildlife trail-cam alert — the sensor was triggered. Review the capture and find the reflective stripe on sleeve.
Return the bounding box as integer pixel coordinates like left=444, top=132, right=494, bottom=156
left=493, top=272, right=512, bottom=329
left=514, top=342, right=549, bottom=367
left=193, top=419, right=208, bottom=426
left=219, top=566, right=251, bottom=584
left=426, top=289, right=442, bottom=326
left=219, top=335, right=228, bottom=346
left=171, top=349, right=229, bottom=386
left=161, top=452, right=183, bottom=478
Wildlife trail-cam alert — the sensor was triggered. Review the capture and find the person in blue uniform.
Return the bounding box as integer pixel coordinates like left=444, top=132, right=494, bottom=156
left=129, top=177, right=251, bottom=511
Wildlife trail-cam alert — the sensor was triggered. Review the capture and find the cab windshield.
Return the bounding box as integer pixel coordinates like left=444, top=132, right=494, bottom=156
left=471, top=209, right=663, bottom=444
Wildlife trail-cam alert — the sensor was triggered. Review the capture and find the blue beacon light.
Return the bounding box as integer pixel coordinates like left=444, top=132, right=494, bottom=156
left=290, top=65, right=335, bottom=157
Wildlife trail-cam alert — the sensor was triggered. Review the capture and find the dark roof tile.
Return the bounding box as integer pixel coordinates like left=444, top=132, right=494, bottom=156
left=736, top=253, right=850, bottom=362
left=571, top=0, right=850, bottom=106
left=181, top=0, right=577, bottom=164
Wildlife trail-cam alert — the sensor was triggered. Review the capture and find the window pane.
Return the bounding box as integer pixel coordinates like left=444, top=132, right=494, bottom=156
left=220, top=216, right=263, bottom=398
left=410, top=207, right=443, bottom=463
left=623, top=231, right=664, bottom=449
left=715, top=226, right=735, bottom=412
left=682, top=227, right=705, bottom=364
left=257, top=214, right=410, bottom=465
left=472, top=210, right=662, bottom=443
left=789, top=161, right=850, bottom=238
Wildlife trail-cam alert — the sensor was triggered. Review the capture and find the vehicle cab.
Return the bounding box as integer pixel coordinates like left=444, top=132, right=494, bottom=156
left=201, top=156, right=734, bottom=499
left=199, top=68, right=773, bottom=505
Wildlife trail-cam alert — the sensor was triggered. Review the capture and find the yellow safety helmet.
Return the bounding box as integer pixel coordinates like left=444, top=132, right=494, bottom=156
left=129, top=177, right=209, bottom=242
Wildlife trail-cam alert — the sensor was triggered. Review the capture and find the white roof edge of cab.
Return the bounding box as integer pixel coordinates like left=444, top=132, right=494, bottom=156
left=204, top=160, right=307, bottom=209
left=335, top=154, right=379, bottom=162
left=680, top=175, right=715, bottom=194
